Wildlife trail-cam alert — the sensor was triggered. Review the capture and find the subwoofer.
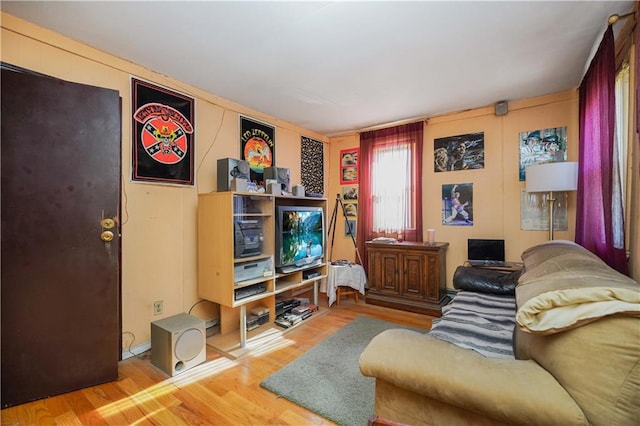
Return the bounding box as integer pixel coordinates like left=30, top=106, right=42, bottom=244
left=217, top=158, right=250, bottom=192
left=151, top=313, right=206, bottom=376
left=264, top=166, right=290, bottom=192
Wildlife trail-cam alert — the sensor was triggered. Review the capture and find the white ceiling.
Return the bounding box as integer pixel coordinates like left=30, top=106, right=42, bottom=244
left=1, top=1, right=634, bottom=136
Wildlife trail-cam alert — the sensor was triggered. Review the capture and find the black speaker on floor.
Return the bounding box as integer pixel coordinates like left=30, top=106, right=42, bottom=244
left=264, top=167, right=290, bottom=192
left=151, top=313, right=206, bottom=377
left=217, top=158, right=250, bottom=191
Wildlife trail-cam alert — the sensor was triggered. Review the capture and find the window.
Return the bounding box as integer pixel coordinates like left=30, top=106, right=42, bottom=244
left=614, top=62, right=630, bottom=251
left=356, top=122, right=423, bottom=264
left=371, top=141, right=413, bottom=232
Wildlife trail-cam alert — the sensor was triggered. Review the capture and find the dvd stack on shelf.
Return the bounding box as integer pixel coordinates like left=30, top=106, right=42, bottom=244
left=274, top=297, right=318, bottom=329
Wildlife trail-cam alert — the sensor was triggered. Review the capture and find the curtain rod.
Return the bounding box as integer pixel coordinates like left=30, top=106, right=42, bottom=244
left=608, top=11, right=635, bottom=25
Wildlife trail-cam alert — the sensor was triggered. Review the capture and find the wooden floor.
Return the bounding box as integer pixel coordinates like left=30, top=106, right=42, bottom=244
left=1, top=297, right=434, bottom=426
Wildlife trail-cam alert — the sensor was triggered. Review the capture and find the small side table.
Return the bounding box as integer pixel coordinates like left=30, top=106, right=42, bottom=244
left=321, top=263, right=367, bottom=306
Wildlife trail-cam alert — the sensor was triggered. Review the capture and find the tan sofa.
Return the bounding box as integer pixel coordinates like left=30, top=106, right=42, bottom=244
left=359, top=240, right=640, bottom=425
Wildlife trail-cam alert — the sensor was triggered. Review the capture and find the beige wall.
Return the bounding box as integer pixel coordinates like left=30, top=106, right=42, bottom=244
left=426, top=92, right=579, bottom=284
left=329, top=91, right=582, bottom=288
left=3, top=11, right=637, bottom=350
left=1, top=13, right=328, bottom=352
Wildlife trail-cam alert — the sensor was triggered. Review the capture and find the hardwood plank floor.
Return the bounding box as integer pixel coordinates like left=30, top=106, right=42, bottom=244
left=1, top=297, right=434, bottom=426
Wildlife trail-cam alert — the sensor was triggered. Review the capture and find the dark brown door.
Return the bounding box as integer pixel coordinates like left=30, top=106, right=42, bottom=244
left=1, top=66, right=121, bottom=408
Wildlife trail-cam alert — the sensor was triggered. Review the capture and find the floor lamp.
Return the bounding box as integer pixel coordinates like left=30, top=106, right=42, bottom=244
left=525, top=162, right=578, bottom=240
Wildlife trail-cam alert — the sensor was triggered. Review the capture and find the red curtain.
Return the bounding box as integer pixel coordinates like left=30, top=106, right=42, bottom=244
left=356, top=122, right=423, bottom=269
left=576, top=25, right=628, bottom=274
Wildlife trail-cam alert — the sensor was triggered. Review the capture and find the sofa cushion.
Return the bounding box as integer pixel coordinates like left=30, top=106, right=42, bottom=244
left=519, top=239, right=602, bottom=273
left=516, top=240, right=640, bottom=334
left=360, top=329, right=588, bottom=425
left=514, top=316, right=640, bottom=426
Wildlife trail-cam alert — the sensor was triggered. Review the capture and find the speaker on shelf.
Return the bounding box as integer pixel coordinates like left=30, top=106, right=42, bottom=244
left=217, top=158, right=250, bottom=192
left=264, top=167, right=290, bottom=192
left=151, top=313, right=206, bottom=377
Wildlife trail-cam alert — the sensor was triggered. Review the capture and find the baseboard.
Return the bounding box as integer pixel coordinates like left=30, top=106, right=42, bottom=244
left=121, top=342, right=151, bottom=360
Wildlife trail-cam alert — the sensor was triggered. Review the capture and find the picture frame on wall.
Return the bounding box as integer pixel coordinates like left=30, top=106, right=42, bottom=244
left=342, top=185, right=359, bottom=200
left=442, top=183, right=473, bottom=226
left=301, top=136, right=324, bottom=195
left=434, top=132, right=484, bottom=172
left=131, top=77, right=195, bottom=186
left=340, top=148, right=359, bottom=185
left=518, top=126, right=567, bottom=181
left=520, top=188, right=568, bottom=231
left=345, top=219, right=357, bottom=238
left=340, top=148, right=359, bottom=166
left=240, top=115, right=275, bottom=185
left=344, top=202, right=357, bottom=217
left=340, top=166, right=358, bottom=185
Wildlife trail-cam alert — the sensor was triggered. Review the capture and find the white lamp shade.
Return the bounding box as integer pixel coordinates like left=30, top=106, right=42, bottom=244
left=526, top=162, right=578, bottom=192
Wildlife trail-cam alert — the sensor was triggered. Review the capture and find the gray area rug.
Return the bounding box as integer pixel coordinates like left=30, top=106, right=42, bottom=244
left=260, top=316, right=425, bottom=426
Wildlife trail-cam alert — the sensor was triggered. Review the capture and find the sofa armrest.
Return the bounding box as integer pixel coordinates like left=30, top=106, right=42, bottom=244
left=359, top=329, right=587, bottom=425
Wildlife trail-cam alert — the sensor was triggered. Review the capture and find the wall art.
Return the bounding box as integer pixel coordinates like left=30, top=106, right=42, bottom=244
left=344, top=202, right=358, bottom=217
left=340, top=148, right=359, bottom=184
left=345, top=219, right=357, bottom=238
left=518, top=126, right=567, bottom=181
left=442, top=183, right=473, bottom=226
left=240, top=115, right=275, bottom=185
left=342, top=185, right=359, bottom=200
left=301, top=136, right=324, bottom=195
left=131, top=77, right=195, bottom=186
left=434, top=132, right=484, bottom=172
left=520, top=189, right=568, bottom=231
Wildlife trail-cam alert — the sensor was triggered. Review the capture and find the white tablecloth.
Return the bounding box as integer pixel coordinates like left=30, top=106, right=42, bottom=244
left=320, top=263, right=367, bottom=306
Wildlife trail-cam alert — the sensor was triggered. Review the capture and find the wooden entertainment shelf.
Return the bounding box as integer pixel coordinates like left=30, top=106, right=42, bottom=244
left=197, top=191, right=327, bottom=358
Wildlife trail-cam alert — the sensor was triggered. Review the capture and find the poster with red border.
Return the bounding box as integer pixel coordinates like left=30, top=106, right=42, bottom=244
left=339, top=147, right=359, bottom=185
left=131, top=77, right=195, bottom=186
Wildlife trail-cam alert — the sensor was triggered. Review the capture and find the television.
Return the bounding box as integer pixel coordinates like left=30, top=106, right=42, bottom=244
left=275, top=205, right=325, bottom=272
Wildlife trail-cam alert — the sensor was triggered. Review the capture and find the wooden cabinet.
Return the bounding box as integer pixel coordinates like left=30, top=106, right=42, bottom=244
left=365, top=241, right=448, bottom=316
left=197, top=191, right=327, bottom=357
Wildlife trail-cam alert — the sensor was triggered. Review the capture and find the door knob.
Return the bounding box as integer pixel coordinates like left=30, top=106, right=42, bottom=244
left=100, top=230, right=114, bottom=242
left=100, top=218, right=116, bottom=229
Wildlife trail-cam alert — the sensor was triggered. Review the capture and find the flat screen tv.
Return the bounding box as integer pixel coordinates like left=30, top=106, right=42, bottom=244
left=275, top=205, right=325, bottom=272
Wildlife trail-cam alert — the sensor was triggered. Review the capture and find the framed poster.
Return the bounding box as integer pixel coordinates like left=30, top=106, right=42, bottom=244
left=131, top=77, right=195, bottom=186
left=301, top=136, right=324, bottom=195
left=340, top=148, right=359, bottom=185
left=342, top=185, right=359, bottom=200
left=240, top=115, right=275, bottom=185
left=345, top=219, right=357, bottom=238
left=434, top=132, right=484, bottom=172
left=442, top=183, right=473, bottom=226
left=344, top=202, right=358, bottom=217
left=518, top=127, right=567, bottom=181
left=520, top=189, right=568, bottom=231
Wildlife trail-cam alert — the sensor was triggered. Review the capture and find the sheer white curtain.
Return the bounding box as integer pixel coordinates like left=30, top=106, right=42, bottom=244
left=371, top=142, right=411, bottom=233
left=613, top=63, right=629, bottom=249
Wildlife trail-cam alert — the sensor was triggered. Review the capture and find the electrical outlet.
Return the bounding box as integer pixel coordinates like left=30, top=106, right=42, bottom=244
left=153, top=300, right=163, bottom=316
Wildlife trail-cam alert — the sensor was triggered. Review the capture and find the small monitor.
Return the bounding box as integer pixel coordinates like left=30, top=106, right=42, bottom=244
left=467, top=239, right=505, bottom=266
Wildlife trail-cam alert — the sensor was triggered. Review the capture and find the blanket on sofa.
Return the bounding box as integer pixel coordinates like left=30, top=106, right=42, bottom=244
left=428, top=290, right=516, bottom=359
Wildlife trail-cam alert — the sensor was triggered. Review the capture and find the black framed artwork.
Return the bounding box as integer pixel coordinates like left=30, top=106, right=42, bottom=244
left=301, top=136, right=324, bottom=195
left=131, top=77, right=195, bottom=186
left=240, top=115, right=275, bottom=185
